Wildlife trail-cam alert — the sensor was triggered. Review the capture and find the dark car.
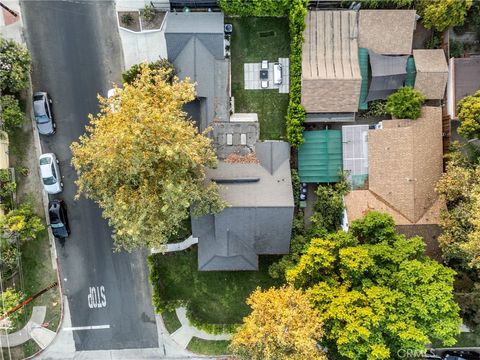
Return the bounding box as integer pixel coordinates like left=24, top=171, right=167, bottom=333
left=33, top=92, right=56, bottom=135
left=442, top=350, right=480, bottom=360
left=48, top=200, right=70, bottom=239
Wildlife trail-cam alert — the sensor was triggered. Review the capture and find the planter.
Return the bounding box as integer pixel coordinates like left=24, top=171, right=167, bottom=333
left=118, top=11, right=141, bottom=32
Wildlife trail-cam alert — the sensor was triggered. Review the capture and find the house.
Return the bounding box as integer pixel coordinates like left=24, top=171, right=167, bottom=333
left=164, top=12, right=229, bottom=131
left=413, top=49, right=448, bottom=100
left=192, top=141, right=294, bottom=271
left=344, top=107, right=444, bottom=226
left=301, top=10, right=361, bottom=122
left=447, top=57, right=480, bottom=119
left=165, top=12, right=294, bottom=271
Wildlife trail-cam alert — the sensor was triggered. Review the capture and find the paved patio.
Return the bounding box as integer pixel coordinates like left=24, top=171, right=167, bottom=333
left=244, top=58, right=290, bottom=93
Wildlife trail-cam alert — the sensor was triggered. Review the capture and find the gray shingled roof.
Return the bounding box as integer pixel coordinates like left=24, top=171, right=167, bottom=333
left=165, top=12, right=228, bottom=131
left=192, top=141, right=294, bottom=271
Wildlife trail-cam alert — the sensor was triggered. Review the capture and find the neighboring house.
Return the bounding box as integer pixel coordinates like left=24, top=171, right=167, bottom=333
left=301, top=10, right=361, bottom=122
left=413, top=49, right=448, bottom=100
left=447, top=57, right=480, bottom=119
left=345, top=107, right=444, bottom=226
left=164, top=12, right=229, bottom=131
left=192, top=141, right=294, bottom=271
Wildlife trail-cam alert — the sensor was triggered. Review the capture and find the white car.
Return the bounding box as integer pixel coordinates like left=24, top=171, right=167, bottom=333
left=39, top=153, right=63, bottom=194
left=107, top=88, right=119, bottom=112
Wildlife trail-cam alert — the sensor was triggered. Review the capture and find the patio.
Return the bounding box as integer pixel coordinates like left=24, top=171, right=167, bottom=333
left=244, top=58, right=290, bottom=93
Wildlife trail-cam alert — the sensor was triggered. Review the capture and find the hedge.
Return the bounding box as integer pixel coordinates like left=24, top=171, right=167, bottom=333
left=220, top=0, right=308, bottom=147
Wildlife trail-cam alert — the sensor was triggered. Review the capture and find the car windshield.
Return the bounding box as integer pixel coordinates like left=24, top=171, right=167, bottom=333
left=43, top=176, right=56, bottom=185
left=50, top=222, right=64, bottom=229
left=39, top=157, right=51, bottom=165
left=36, top=115, right=50, bottom=124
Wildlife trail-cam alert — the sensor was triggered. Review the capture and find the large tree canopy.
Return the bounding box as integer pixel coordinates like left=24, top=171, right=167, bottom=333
left=71, top=66, right=225, bottom=251
left=230, top=286, right=327, bottom=360
left=456, top=90, right=480, bottom=140
left=286, top=212, right=461, bottom=360
left=417, top=0, right=472, bottom=32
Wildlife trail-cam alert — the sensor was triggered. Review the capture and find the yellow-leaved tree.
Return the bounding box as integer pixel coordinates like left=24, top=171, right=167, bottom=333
left=230, top=286, right=326, bottom=360
left=71, top=65, right=225, bottom=251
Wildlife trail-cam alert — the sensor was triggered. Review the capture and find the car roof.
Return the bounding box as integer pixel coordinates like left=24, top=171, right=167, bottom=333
left=33, top=99, right=46, bottom=115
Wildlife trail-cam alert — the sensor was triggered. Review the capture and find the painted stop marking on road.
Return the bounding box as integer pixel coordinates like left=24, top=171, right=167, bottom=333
left=87, top=286, right=107, bottom=309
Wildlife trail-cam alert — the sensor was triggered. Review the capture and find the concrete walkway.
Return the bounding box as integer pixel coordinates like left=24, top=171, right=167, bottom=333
left=151, top=236, right=198, bottom=254
left=170, top=307, right=230, bottom=349
left=0, top=306, right=55, bottom=349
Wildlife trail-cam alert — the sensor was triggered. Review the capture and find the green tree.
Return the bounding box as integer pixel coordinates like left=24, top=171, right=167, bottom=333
left=230, top=286, right=327, bottom=360
left=0, top=288, right=23, bottom=328
left=0, top=204, right=44, bottom=244
left=122, top=58, right=175, bottom=85
left=71, top=65, right=225, bottom=251
left=0, top=37, right=31, bottom=94
left=417, top=0, right=472, bottom=32
left=0, top=95, right=25, bottom=133
left=286, top=212, right=461, bottom=360
left=386, top=87, right=425, bottom=120
left=456, top=90, right=480, bottom=140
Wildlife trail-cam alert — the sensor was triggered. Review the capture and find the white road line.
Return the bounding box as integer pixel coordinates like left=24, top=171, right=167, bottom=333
left=63, top=325, right=110, bottom=331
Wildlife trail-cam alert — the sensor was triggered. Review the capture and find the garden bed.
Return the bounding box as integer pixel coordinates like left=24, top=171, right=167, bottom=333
left=118, top=11, right=141, bottom=32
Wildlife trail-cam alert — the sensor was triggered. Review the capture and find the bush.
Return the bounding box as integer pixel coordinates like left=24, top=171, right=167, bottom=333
left=0, top=95, right=25, bottom=133
left=450, top=40, right=466, bottom=58
left=457, top=90, right=480, bottom=139
left=385, top=87, right=425, bottom=120
left=0, top=38, right=31, bottom=94
left=359, top=100, right=388, bottom=118
left=141, top=5, right=155, bottom=23
left=0, top=204, right=44, bottom=244
left=121, top=13, right=134, bottom=26
left=0, top=243, right=20, bottom=278
left=219, top=0, right=289, bottom=17
left=122, top=59, right=176, bottom=85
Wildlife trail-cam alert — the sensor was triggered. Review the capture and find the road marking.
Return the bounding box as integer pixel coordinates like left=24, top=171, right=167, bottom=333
left=87, top=285, right=107, bottom=308
left=63, top=325, right=110, bottom=331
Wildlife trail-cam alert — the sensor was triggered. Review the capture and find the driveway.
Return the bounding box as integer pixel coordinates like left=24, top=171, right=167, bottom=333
left=20, top=0, right=158, bottom=351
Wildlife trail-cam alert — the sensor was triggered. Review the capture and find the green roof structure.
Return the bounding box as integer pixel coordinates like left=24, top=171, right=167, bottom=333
left=405, top=56, right=416, bottom=87
left=298, top=130, right=343, bottom=183
left=358, top=48, right=369, bottom=111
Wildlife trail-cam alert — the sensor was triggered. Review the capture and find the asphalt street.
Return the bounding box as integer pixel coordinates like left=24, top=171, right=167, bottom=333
left=20, top=0, right=159, bottom=351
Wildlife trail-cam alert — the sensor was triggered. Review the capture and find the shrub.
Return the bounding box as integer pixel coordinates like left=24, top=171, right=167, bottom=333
left=0, top=38, right=31, bottom=94
left=457, top=90, right=480, bottom=139
left=0, top=204, right=44, bottom=244
left=122, top=58, right=176, bottom=85
left=142, top=5, right=155, bottom=23
left=385, top=87, right=425, bottom=120
left=121, top=13, right=134, bottom=26
left=359, top=100, right=388, bottom=118
left=0, top=95, right=25, bottom=133
left=450, top=40, right=465, bottom=58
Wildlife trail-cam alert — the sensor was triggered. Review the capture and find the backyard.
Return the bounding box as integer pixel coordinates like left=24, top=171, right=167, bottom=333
left=228, top=17, right=290, bottom=140
left=149, top=247, right=282, bottom=327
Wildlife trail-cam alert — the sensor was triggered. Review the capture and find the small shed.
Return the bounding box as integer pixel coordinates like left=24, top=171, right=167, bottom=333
left=298, top=130, right=342, bottom=183
left=413, top=49, right=448, bottom=100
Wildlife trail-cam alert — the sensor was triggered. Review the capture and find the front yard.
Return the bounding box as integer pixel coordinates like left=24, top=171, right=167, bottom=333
left=228, top=17, right=290, bottom=140
left=149, top=247, right=281, bottom=327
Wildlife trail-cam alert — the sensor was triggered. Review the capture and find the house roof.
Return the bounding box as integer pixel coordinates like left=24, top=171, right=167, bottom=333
left=301, top=10, right=361, bottom=113
left=358, top=10, right=416, bottom=55
left=192, top=141, right=294, bottom=271
left=165, top=12, right=229, bottom=131
left=413, top=49, right=448, bottom=99
left=298, top=130, right=343, bottom=183
left=345, top=107, right=444, bottom=225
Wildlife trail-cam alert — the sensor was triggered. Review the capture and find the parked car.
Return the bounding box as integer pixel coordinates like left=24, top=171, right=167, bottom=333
left=273, top=63, right=282, bottom=85
left=48, top=200, right=70, bottom=239
left=39, top=153, right=62, bottom=194
left=107, top=88, right=118, bottom=112
left=33, top=92, right=56, bottom=135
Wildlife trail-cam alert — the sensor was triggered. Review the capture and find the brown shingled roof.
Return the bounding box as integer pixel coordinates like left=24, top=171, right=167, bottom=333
left=345, top=107, right=445, bottom=225
left=358, top=10, right=416, bottom=55
left=301, top=10, right=361, bottom=113
left=413, top=49, right=448, bottom=100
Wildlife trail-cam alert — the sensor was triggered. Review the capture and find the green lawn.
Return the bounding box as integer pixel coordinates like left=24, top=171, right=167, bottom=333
left=228, top=17, right=290, bottom=140
left=187, top=337, right=231, bottom=356
left=149, top=247, right=281, bottom=325
left=162, top=309, right=182, bottom=334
